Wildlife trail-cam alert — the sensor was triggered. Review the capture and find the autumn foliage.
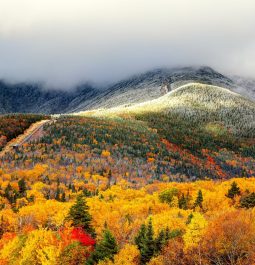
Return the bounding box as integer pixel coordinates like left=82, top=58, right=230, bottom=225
left=0, top=115, right=254, bottom=264
left=0, top=114, right=47, bottom=150
left=71, top=228, right=96, bottom=246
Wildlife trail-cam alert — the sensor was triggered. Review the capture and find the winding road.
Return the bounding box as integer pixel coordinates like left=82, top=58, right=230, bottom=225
left=0, top=119, right=51, bottom=158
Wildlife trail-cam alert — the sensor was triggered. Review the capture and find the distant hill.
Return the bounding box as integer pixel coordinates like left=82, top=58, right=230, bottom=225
left=80, top=83, right=255, bottom=138
left=70, top=66, right=237, bottom=112
left=71, top=66, right=255, bottom=112
left=0, top=66, right=254, bottom=114
left=0, top=81, right=100, bottom=114
left=1, top=83, right=255, bottom=183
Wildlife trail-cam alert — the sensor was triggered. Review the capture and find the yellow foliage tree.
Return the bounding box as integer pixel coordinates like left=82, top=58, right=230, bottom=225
left=19, top=229, right=60, bottom=265
left=98, top=244, right=140, bottom=265
left=102, top=150, right=111, bottom=157
left=183, top=212, right=207, bottom=250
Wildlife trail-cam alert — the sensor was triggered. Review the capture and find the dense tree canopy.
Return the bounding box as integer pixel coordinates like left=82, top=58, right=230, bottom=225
left=0, top=115, right=254, bottom=264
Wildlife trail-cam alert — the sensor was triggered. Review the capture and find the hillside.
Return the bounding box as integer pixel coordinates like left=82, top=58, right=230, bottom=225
left=0, top=81, right=100, bottom=114
left=1, top=66, right=255, bottom=114
left=69, top=66, right=238, bottom=112
left=0, top=114, right=47, bottom=151
left=0, top=105, right=254, bottom=265
left=0, top=84, right=254, bottom=264
left=232, top=75, right=255, bottom=100
left=78, top=83, right=255, bottom=138
left=1, top=82, right=254, bottom=185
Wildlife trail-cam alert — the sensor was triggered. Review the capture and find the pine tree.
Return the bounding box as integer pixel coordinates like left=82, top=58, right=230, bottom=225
left=4, top=183, right=17, bottom=204
left=155, top=229, right=165, bottom=254
left=71, top=184, right=76, bottom=193
left=83, top=188, right=92, bottom=197
left=140, top=218, right=155, bottom=264
left=178, top=193, right=188, bottom=209
left=55, top=187, right=61, bottom=201
left=4, top=183, right=12, bottom=202
left=193, top=190, right=203, bottom=209
left=186, top=190, right=192, bottom=208
left=18, top=178, right=27, bottom=198
left=135, top=221, right=175, bottom=264
left=226, top=181, right=241, bottom=199
left=66, top=194, right=95, bottom=237
left=240, top=192, right=255, bottom=209
left=135, top=224, right=147, bottom=251
left=86, top=229, right=118, bottom=265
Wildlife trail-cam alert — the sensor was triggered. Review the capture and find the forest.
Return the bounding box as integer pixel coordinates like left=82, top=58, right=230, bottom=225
left=0, top=115, right=254, bottom=264
left=0, top=114, right=47, bottom=151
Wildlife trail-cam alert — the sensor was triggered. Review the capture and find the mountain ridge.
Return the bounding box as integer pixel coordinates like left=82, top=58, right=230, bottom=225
left=78, top=82, right=255, bottom=138
left=0, top=66, right=254, bottom=114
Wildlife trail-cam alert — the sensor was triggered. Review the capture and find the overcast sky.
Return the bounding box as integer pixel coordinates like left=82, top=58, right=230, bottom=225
left=0, top=0, right=255, bottom=89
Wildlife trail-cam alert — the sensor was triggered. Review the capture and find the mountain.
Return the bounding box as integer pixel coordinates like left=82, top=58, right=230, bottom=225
left=0, top=81, right=100, bottom=114
left=76, top=82, right=255, bottom=180
left=79, top=83, right=255, bottom=138
left=70, top=66, right=236, bottom=112
left=1, top=76, right=255, bottom=265
left=71, top=66, right=255, bottom=112
left=231, top=75, right=255, bottom=100
left=0, top=66, right=255, bottom=114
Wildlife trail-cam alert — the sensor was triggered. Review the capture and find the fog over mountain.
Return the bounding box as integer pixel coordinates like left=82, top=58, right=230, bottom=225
left=0, top=66, right=254, bottom=114
left=1, top=0, right=255, bottom=89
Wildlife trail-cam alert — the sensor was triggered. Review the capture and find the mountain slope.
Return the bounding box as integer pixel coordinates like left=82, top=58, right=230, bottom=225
left=0, top=81, right=100, bottom=114
left=79, top=83, right=255, bottom=138
left=70, top=66, right=238, bottom=112
left=231, top=75, right=255, bottom=100
left=0, top=66, right=255, bottom=114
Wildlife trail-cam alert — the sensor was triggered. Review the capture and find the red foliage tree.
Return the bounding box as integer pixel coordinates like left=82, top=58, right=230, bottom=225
left=71, top=227, right=96, bottom=247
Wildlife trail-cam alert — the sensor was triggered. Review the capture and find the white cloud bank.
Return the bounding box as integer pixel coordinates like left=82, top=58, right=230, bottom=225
left=0, top=0, right=255, bottom=88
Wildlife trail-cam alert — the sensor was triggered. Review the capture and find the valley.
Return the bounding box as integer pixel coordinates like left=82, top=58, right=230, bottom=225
left=1, top=0, right=255, bottom=263
left=0, top=75, right=254, bottom=265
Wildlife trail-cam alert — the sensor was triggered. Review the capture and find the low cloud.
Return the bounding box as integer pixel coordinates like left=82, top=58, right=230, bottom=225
left=0, top=0, right=255, bottom=89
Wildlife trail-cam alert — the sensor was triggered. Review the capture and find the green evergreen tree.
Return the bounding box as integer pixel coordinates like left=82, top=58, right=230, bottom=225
left=83, top=188, right=92, bottom=197
left=186, top=190, right=192, bottom=208
left=55, top=187, right=61, bottom=201
left=240, top=192, right=255, bottom=209
left=66, top=194, right=95, bottom=237
left=135, top=222, right=174, bottom=263
left=86, top=229, right=118, bottom=265
left=226, top=181, right=241, bottom=199
left=135, top=224, right=146, bottom=251
left=4, top=183, right=12, bottom=202
left=193, top=190, right=203, bottom=209
left=71, top=184, right=76, bottom=193
left=178, top=193, right=188, bottom=209
left=186, top=213, right=194, bottom=224
left=140, top=218, right=155, bottom=264
left=18, top=178, right=27, bottom=197
left=155, top=229, right=165, bottom=254
left=4, top=183, right=17, bottom=204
